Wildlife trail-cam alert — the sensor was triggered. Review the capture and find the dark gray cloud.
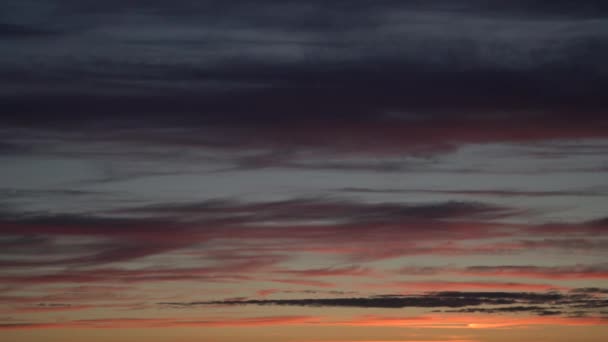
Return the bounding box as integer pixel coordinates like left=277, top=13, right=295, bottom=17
left=117, top=198, right=515, bottom=222
left=339, top=187, right=608, bottom=197
left=0, top=23, right=60, bottom=38
left=0, top=141, right=33, bottom=155
left=159, top=289, right=608, bottom=317
left=2, top=1, right=607, bottom=153
left=445, top=306, right=563, bottom=316
left=158, top=292, right=534, bottom=308
left=572, top=288, right=608, bottom=295
left=0, top=210, right=200, bottom=268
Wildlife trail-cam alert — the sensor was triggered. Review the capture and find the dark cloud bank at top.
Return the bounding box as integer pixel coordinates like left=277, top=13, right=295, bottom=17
left=1, top=1, right=608, bottom=157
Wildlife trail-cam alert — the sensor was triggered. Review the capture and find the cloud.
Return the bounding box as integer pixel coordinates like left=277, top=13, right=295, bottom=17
left=460, top=265, right=608, bottom=280
left=274, top=265, right=376, bottom=277
left=2, top=1, right=608, bottom=163
left=374, top=281, right=567, bottom=292
left=0, top=23, right=60, bottom=38
left=256, top=289, right=358, bottom=298
left=0, top=3, right=606, bottom=339
left=158, top=290, right=562, bottom=309
left=12, top=303, right=83, bottom=313
left=120, top=198, right=515, bottom=223
left=0, top=141, right=33, bottom=155
left=162, top=290, right=608, bottom=319
left=0, top=315, right=321, bottom=330
left=397, top=264, right=608, bottom=280
left=339, top=187, right=608, bottom=197
left=571, top=288, right=608, bottom=295
left=444, top=306, right=563, bottom=316
left=269, top=279, right=337, bottom=288
left=0, top=260, right=280, bottom=285
left=0, top=285, right=138, bottom=305
left=3, top=117, right=608, bottom=163
left=0, top=197, right=605, bottom=279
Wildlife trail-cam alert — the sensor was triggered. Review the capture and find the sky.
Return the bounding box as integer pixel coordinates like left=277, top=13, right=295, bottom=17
left=1, top=1, right=608, bottom=342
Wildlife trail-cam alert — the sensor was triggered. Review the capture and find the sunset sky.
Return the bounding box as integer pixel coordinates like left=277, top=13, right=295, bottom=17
left=1, top=1, right=608, bottom=342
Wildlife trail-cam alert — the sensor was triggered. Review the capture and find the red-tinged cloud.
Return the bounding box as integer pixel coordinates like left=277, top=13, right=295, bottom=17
left=0, top=215, right=206, bottom=268
left=43, top=118, right=608, bottom=163
left=257, top=289, right=281, bottom=297
left=0, top=199, right=522, bottom=274
left=397, top=264, right=608, bottom=281
left=270, top=279, right=336, bottom=288
left=534, top=218, right=608, bottom=235
left=2, top=198, right=604, bottom=269
left=274, top=266, right=377, bottom=277
left=224, top=119, right=608, bottom=158
left=1, top=199, right=606, bottom=298
left=459, top=265, right=608, bottom=280
left=373, top=281, right=567, bottom=292
left=7, top=114, right=608, bottom=167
